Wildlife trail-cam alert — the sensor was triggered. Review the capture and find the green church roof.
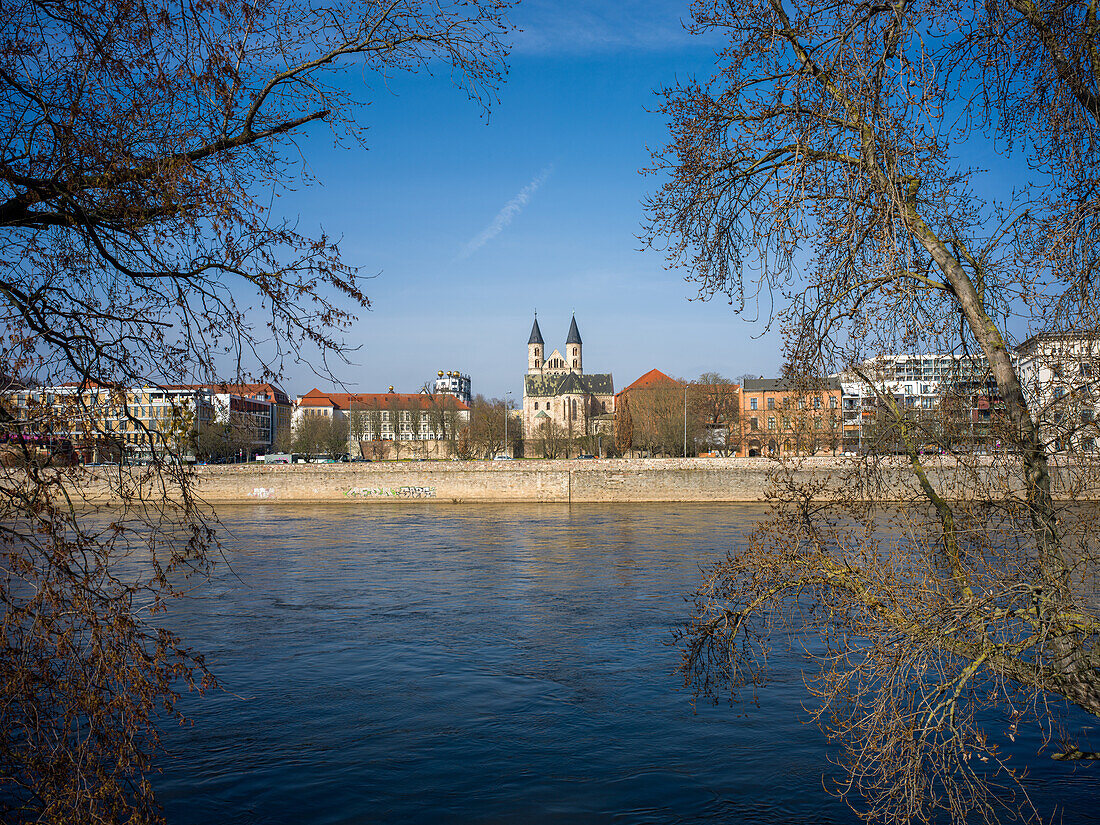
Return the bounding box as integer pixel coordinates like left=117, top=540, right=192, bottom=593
left=525, top=372, right=614, bottom=397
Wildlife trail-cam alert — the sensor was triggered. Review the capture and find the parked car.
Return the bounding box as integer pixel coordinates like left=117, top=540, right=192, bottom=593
left=492, top=455, right=513, bottom=460
left=576, top=454, right=596, bottom=459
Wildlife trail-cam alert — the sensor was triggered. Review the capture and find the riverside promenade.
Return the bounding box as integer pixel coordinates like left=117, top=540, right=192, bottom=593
left=79, top=455, right=1100, bottom=504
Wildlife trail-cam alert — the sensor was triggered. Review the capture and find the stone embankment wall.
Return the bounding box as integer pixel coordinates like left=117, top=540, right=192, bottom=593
left=74, top=456, right=1100, bottom=504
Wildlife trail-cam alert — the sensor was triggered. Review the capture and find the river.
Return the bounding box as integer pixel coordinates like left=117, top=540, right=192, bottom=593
left=153, top=504, right=1097, bottom=823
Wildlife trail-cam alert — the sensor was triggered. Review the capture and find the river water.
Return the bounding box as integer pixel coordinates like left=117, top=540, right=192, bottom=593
left=153, top=504, right=1097, bottom=823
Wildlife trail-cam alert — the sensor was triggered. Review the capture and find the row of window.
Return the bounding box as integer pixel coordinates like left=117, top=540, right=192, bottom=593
left=749, top=415, right=838, bottom=431
left=747, top=396, right=839, bottom=411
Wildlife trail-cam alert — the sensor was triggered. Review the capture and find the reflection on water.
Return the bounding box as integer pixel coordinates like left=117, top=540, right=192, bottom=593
left=154, top=504, right=1096, bottom=824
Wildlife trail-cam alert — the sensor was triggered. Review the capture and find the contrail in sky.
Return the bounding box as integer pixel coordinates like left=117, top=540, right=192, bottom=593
left=457, top=166, right=553, bottom=260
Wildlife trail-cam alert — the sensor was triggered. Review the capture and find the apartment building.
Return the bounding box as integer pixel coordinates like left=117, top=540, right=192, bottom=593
left=739, top=378, right=842, bottom=457
left=838, top=355, right=1002, bottom=454
left=1016, top=332, right=1100, bottom=453
left=294, top=388, right=470, bottom=454
left=2, top=382, right=283, bottom=461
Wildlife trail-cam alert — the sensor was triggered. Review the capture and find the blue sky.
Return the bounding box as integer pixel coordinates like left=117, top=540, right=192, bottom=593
left=272, top=0, right=783, bottom=399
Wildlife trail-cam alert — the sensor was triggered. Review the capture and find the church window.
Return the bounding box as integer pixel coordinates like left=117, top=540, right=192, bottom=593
left=573, top=360, right=577, bottom=368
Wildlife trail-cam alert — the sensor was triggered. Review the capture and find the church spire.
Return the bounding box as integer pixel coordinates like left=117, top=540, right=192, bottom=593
left=565, top=314, right=582, bottom=345
left=527, top=313, right=544, bottom=346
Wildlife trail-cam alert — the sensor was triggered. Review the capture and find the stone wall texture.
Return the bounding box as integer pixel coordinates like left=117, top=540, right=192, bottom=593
left=70, top=456, right=1100, bottom=504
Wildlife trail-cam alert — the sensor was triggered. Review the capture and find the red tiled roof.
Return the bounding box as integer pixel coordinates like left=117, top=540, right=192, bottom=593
left=296, top=389, right=469, bottom=411
left=619, top=369, right=683, bottom=394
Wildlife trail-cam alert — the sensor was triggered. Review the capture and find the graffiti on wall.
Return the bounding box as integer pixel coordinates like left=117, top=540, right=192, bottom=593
left=249, top=487, right=275, bottom=499
left=345, top=486, right=436, bottom=499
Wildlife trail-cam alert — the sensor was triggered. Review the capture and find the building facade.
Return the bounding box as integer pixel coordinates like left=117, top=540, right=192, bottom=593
left=1016, top=332, right=1100, bottom=453
left=294, top=388, right=470, bottom=456
left=521, top=315, right=615, bottom=451
left=432, top=371, right=472, bottom=406
left=740, top=378, right=843, bottom=457
left=838, top=355, right=1002, bottom=454
left=2, top=382, right=283, bottom=461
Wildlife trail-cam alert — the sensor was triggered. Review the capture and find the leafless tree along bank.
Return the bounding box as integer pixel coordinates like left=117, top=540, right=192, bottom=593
left=646, top=0, right=1100, bottom=821
left=0, top=0, right=514, bottom=820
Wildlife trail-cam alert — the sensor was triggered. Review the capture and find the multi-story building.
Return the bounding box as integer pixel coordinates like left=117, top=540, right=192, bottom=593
left=615, top=369, right=742, bottom=457
left=838, top=355, right=1001, bottom=454
left=522, top=315, right=615, bottom=449
left=432, top=371, right=472, bottom=406
left=739, top=378, right=842, bottom=457
left=294, top=387, right=470, bottom=456
left=1016, top=331, right=1100, bottom=453
left=2, top=381, right=281, bottom=461
left=214, top=383, right=292, bottom=448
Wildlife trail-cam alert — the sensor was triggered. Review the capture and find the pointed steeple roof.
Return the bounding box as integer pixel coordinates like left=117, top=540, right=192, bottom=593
left=566, top=314, right=582, bottom=345
left=527, top=314, right=544, bottom=346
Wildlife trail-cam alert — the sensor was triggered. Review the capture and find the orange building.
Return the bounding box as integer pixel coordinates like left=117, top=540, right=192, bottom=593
left=739, top=378, right=842, bottom=457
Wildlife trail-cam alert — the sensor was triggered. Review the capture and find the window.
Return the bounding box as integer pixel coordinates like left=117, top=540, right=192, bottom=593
left=797, top=398, right=805, bottom=409
left=750, top=417, right=759, bottom=431
left=813, top=397, right=821, bottom=409
left=750, top=398, right=758, bottom=410
left=814, top=418, right=822, bottom=430
left=781, top=416, right=789, bottom=429
left=768, top=416, right=776, bottom=430
left=767, top=398, right=775, bottom=410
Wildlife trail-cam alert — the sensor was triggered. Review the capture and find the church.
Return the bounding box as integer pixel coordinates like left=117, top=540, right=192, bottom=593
left=522, top=314, right=615, bottom=445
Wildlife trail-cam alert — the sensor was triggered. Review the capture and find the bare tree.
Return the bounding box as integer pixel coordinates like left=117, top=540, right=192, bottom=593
left=696, top=373, right=740, bottom=456
left=348, top=404, right=369, bottom=446
left=292, top=414, right=328, bottom=461
left=386, top=395, right=404, bottom=460
left=645, top=0, right=1100, bottom=821
left=0, top=0, right=514, bottom=819
left=536, top=418, right=568, bottom=459
left=325, top=416, right=350, bottom=458
left=468, top=394, right=506, bottom=459
left=615, top=396, right=634, bottom=456
left=408, top=398, right=425, bottom=458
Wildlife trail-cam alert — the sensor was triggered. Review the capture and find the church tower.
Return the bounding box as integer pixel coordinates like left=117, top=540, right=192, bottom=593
left=528, top=314, right=544, bottom=373
left=566, top=314, right=582, bottom=373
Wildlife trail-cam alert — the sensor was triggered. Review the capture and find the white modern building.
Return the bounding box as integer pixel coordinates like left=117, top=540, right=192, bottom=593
left=432, top=371, right=472, bottom=406
left=838, top=354, right=999, bottom=452
left=1015, top=331, right=1100, bottom=452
